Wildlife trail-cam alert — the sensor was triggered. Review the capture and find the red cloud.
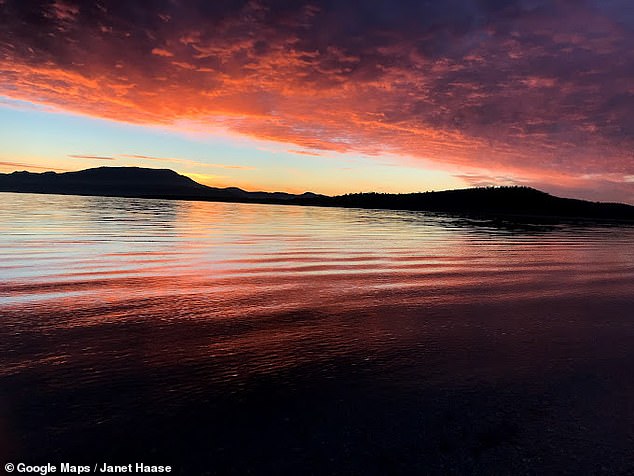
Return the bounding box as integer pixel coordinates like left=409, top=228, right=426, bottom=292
left=48, top=1, right=78, bottom=22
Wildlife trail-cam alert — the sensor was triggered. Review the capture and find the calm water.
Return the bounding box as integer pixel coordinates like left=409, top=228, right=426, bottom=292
left=2, top=192, right=634, bottom=474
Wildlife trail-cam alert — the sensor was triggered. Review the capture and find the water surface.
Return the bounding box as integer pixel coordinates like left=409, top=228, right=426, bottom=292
left=1, top=193, right=634, bottom=474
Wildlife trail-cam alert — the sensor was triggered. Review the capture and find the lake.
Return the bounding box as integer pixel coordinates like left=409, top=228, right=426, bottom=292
left=1, top=192, right=634, bottom=474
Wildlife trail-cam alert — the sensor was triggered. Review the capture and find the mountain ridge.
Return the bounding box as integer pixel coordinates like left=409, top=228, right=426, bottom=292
left=2, top=166, right=633, bottom=221
left=0, top=166, right=321, bottom=201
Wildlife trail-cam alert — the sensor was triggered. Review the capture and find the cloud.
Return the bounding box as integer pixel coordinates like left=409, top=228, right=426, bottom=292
left=47, top=1, right=78, bottom=22
left=0, top=96, right=58, bottom=112
left=287, top=149, right=324, bottom=157
left=0, top=161, right=67, bottom=171
left=151, top=48, right=174, bottom=58
left=68, top=154, right=116, bottom=160
left=118, top=154, right=255, bottom=170
left=0, top=0, right=633, bottom=200
left=65, top=153, right=254, bottom=170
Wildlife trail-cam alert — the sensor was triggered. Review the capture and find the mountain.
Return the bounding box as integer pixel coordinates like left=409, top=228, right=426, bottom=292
left=1, top=166, right=633, bottom=221
left=0, top=167, right=322, bottom=202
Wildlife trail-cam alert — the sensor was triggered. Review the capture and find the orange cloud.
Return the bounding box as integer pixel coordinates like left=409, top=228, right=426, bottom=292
left=151, top=48, right=174, bottom=58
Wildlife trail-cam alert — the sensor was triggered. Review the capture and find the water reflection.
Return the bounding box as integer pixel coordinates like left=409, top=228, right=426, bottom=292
left=1, top=193, right=634, bottom=473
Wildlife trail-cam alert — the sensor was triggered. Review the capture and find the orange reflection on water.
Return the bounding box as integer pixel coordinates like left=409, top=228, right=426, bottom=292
left=3, top=193, right=634, bottom=383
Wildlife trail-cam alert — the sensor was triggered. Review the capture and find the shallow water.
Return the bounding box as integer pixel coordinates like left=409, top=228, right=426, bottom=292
left=1, top=193, right=634, bottom=474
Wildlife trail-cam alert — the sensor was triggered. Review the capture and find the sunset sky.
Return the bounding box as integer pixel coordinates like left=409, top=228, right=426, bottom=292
left=1, top=0, right=633, bottom=202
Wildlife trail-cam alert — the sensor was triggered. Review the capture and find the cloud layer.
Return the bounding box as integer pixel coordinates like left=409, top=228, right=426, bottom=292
left=1, top=0, right=633, bottom=200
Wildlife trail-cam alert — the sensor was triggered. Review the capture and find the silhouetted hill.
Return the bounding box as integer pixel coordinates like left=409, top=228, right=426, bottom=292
left=324, top=187, right=634, bottom=220
left=1, top=167, right=633, bottom=221
left=0, top=167, right=322, bottom=202
left=0, top=167, right=213, bottom=197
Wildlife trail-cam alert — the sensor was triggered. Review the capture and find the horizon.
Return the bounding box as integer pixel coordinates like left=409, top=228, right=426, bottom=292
left=2, top=1, right=634, bottom=204
left=6, top=164, right=634, bottom=207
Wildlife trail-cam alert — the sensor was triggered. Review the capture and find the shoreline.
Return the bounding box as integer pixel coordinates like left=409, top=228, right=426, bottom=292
left=3, top=189, right=634, bottom=226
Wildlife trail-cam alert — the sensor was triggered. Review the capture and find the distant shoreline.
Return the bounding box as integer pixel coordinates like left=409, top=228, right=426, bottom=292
left=3, top=188, right=634, bottom=226
left=2, top=166, right=634, bottom=223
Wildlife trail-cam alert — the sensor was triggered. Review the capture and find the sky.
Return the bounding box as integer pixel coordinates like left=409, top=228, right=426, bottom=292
left=1, top=0, right=633, bottom=202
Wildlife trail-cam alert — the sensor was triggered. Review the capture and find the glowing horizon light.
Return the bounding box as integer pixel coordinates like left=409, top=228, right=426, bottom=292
left=0, top=98, right=467, bottom=195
